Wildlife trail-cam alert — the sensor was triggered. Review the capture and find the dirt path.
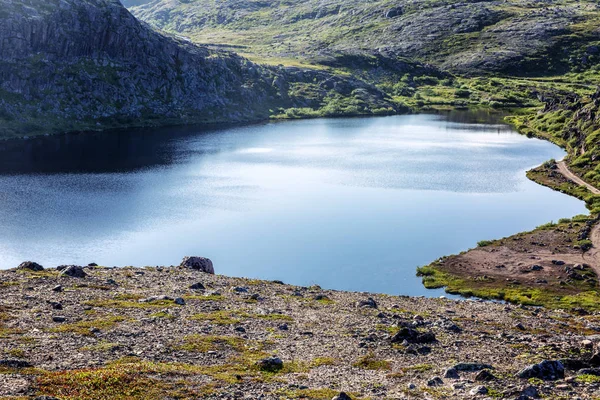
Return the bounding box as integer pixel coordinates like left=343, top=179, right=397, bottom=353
left=557, top=160, right=600, bottom=194
left=557, top=159, right=600, bottom=272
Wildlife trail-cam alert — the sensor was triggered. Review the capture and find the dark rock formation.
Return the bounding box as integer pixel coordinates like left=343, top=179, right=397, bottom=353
left=180, top=256, right=214, bottom=274
left=17, top=261, right=44, bottom=271
left=517, top=360, right=565, bottom=380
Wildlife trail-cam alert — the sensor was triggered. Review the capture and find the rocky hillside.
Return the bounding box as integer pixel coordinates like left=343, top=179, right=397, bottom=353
left=0, top=0, right=397, bottom=138
left=510, top=86, right=600, bottom=190
left=130, top=0, right=600, bottom=76
left=3, top=259, right=600, bottom=399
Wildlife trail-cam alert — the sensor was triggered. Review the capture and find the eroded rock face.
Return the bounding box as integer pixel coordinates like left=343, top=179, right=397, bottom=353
left=180, top=256, right=214, bottom=274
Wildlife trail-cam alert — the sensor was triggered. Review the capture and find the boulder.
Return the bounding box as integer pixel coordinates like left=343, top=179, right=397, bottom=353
left=180, top=256, right=214, bottom=274
left=174, top=297, right=185, bottom=305
left=444, top=367, right=459, bottom=379
left=517, top=360, right=564, bottom=380
left=475, top=369, right=496, bottom=381
left=189, top=282, right=205, bottom=290
left=59, top=265, right=86, bottom=278
left=357, top=297, right=378, bottom=309
left=256, top=356, right=283, bottom=372
left=17, top=261, right=44, bottom=271
left=427, top=377, right=443, bottom=387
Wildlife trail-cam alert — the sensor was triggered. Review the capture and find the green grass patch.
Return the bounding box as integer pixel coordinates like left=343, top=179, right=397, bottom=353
left=352, top=353, right=391, bottom=371
left=49, top=316, right=128, bottom=336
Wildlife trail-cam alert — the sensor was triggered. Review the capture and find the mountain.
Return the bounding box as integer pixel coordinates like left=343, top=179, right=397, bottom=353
left=129, top=0, right=600, bottom=76
left=0, top=0, right=398, bottom=138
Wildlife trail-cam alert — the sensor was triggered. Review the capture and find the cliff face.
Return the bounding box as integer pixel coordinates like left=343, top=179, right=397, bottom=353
left=0, top=0, right=284, bottom=136
left=0, top=0, right=397, bottom=138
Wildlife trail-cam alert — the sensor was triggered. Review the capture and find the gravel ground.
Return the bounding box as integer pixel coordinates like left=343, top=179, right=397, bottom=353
left=1, top=263, right=600, bottom=399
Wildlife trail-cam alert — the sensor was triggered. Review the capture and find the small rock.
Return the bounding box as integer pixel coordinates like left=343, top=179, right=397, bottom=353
left=552, top=260, right=565, bottom=266
left=256, top=356, right=283, bottom=372
left=515, top=322, right=526, bottom=330
left=313, top=294, right=329, bottom=301
left=51, top=285, right=63, bottom=292
left=531, top=265, right=543, bottom=271
left=174, top=297, right=185, bottom=305
left=278, top=323, right=289, bottom=331
left=139, top=295, right=173, bottom=303
left=180, top=256, right=214, bottom=274
left=407, top=383, right=416, bottom=390
left=453, top=362, right=493, bottom=372
left=427, top=376, right=443, bottom=387
left=52, top=316, right=66, bottom=323
left=391, top=327, right=436, bottom=344
left=331, top=393, right=352, bottom=400
left=35, top=397, right=61, bottom=400
left=578, top=367, right=600, bottom=376
left=189, top=282, right=205, bottom=290
left=232, top=287, right=248, bottom=293
left=517, top=360, right=564, bottom=380
left=357, top=297, right=378, bottom=309
left=444, top=367, right=459, bottom=379
left=48, top=301, right=62, bottom=310
left=17, top=261, right=44, bottom=271
left=520, top=385, right=539, bottom=398
left=474, top=369, right=496, bottom=381
left=89, top=327, right=101, bottom=334
left=469, top=385, right=488, bottom=395
left=581, top=339, right=594, bottom=349
left=234, top=326, right=246, bottom=333
left=59, top=265, right=86, bottom=278
left=0, top=359, right=32, bottom=368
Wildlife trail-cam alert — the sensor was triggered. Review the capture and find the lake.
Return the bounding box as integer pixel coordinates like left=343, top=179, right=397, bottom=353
left=0, top=113, right=587, bottom=295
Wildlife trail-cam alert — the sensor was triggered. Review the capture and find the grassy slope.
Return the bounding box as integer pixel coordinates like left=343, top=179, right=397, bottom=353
left=130, top=0, right=600, bottom=74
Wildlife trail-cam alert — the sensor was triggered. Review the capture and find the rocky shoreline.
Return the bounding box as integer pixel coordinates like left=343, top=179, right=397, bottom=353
left=2, top=258, right=600, bottom=399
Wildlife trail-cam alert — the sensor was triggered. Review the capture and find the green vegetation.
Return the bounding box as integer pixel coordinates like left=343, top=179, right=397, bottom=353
left=417, top=263, right=600, bottom=311
left=352, top=353, right=391, bottom=371
left=189, top=309, right=293, bottom=325
left=49, top=316, right=128, bottom=336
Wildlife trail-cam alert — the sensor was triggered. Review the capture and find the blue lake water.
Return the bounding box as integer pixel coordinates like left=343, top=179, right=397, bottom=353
left=0, top=114, right=587, bottom=295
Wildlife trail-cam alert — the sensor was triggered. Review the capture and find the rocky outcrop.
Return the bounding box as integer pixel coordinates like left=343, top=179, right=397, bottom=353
left=0, top=0, right=397, bottom=138
left=16, top=261, right=44, bottom=271
left=180, top=256, right=214, bottom=274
